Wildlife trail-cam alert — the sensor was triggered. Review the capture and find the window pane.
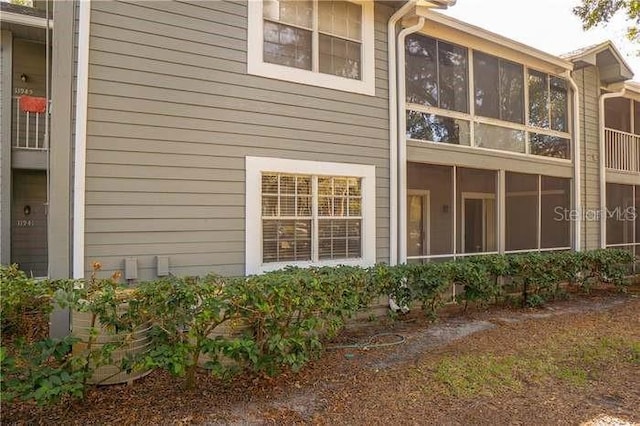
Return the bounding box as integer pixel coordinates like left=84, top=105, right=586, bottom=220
left=457, top=167, right=497, bottom=254
left=606, top=183, right=635, bottom=246
left=264, top=21, right=311, bottom=70
left=319, top=34, right=361, bottom=79
left=474, top=51, right=499, bottom=119
left=318, top=0, right=362, bottom=41
left=262, top=174, right=278, bottom=194
left=506, top=172, right=538, bottom=251
left=529, top=133, right=570, bottom=159
left=406, top=111, right=471, bottom=145
left=262, top=219, right=312, bottom=262
left=540, top=176, right=570, bottom=249
left=604, top=97, right=631, bottom=132
left=475, top=123, right=525, bottom=154
left=550, top=76, right=568, bottom=132
left=438, top=41, right=468, bottom=113
left=263, top=0, right=312, bottom=29
left=319, top=219, right=360, bottom=260
left=499, top=60, right=524, bottom=123
left=528, top=70, right=548, bottom=128
left=405, top=34, right=438, bottom=107
left=407, top=163, right=453, bottom=255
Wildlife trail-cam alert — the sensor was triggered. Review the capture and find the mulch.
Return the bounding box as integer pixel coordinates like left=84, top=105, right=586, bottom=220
left=3, top=291, right=639, bottom=425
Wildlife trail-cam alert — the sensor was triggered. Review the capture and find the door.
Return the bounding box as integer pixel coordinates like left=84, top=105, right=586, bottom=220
left=11, top=169, right=48, bottom=277
left=407, top=190, right=430, bottom=260
left=462, top=193, right=495, bottom=254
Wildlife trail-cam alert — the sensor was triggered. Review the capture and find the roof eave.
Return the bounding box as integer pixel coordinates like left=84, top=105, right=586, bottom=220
left=414, top=7, right=574, bottom=71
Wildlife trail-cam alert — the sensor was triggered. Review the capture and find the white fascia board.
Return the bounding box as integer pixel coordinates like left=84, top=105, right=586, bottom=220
left=415, top=8, right=573, bottom=72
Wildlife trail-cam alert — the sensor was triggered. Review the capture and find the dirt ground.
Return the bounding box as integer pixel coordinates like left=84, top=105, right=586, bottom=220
left=4, top=292, right=640, bottom=425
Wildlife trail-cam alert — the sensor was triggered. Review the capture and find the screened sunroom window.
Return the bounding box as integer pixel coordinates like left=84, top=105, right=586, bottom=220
left=261, top=173, right=362, bottom=263
left=263, top=0, right=363, bottom=80
left=474, top=52, right=524, bottom=124
left=528, top=70, right=568, bottom=132
left=406, top=34, right=468, bottom=113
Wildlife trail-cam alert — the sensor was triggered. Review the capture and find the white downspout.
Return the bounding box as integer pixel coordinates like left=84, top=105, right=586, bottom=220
left=73, top=0, right=91, bottom=279
left=599, top=88, right=626, bottom=248
left=564, top=71, right=582, bottom=252
left=397, top=17, right=425, bottom=264
left=388, top=1, right=418, bottom=266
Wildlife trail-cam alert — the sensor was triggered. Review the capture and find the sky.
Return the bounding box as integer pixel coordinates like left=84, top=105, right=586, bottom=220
left=441, top=0, right=640, bottom=81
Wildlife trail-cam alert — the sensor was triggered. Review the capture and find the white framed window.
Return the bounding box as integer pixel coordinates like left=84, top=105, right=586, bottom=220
left=246, top=156, right=376, bottom=274
left=247, top=0, right=376, bottom=95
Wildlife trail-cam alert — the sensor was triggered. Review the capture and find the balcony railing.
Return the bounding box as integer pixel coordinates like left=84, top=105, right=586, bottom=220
left=13, top=96, right=48, bottom=150
left=605, top=128, right=640, bottom=173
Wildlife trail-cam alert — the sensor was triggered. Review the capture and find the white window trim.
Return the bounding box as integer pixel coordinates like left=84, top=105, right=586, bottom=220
left=247, top=0, right=376, bottom=96
left=246, top=156, right=376, bottom=275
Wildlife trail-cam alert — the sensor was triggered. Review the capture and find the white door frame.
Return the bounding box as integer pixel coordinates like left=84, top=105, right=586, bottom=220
left=407, top=189, right=430, bottom=258
left=461, top=192, right=496, bottom=254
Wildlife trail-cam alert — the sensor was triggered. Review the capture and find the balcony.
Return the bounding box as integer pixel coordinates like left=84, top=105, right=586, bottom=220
left=604, top=128, right=640, bottom=173
left=13, top=96, right=48, bottom=150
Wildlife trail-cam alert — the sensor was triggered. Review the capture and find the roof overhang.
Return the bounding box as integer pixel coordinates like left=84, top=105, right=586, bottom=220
left=412, top=8, right=573, bottom=72
left=604, top=81, right=640, bottom=101
left=563, top=41, right=633, bottom=84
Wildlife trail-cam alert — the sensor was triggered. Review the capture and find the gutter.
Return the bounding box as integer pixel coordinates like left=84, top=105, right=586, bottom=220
left=564, top=71, right=582, bottom=251
left=73, top=0, right=91, bottom=279
left=599, top=88, right=627, bottom=248
left=388, top=0, right=455, bottom=265
left=397, top=17, right=425, bottom=264
left=388, top=0, right=419, bottom=266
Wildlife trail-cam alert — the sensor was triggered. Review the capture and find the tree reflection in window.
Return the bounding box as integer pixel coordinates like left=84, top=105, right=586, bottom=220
left=405, top=34, right=467, bottom=113
left=406, top=111, right=470, bottom=145
left=474, top=52, right=523, bottom=124
left=529, top=133, right=570, bottom=159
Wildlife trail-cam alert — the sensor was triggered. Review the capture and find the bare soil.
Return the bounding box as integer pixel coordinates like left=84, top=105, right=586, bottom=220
left=3, top=291, right=640, bottom=426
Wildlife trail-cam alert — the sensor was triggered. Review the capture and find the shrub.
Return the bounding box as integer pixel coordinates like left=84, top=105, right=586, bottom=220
left=129, top=274, right=243, bottom=389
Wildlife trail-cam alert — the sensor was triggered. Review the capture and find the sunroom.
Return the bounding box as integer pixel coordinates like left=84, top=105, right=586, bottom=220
left=398, top=10, right=577, bottom=263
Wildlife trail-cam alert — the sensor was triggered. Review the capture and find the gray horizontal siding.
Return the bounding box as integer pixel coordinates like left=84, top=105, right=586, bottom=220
left=576, top=67, right=601, bottom=250
left=84, top=0, right=393, bottom=279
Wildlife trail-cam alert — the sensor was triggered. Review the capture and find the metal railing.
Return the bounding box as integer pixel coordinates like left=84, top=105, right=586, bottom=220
left=605, top=128, right=640, bottom=173
left=13, top=96, right=48, bottom=150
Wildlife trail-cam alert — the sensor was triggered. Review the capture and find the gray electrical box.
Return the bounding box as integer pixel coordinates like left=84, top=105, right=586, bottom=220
left=156, top=256, right=169, bottom=277
left=125, top=257, right=138, bottom=280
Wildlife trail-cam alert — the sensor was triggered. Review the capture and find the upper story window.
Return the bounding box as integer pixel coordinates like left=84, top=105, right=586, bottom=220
left=406, top=34, right=468, bottom=113
left=474, top=52, right=524, bottom=124
left=405, top=35, right=572, bottom=161
left=247, top=0, right=375, bottom=95
left=528, top=70, right=568, bottom=132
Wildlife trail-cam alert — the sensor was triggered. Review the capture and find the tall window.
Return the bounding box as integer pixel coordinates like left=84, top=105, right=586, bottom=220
left=474, top=52, right=524, bottom=124
left=528, top=70, right=568, bottom=132
left=405, top=34, right=468, bottom=113
left=249, top=0, right=375, bottom=94
left=246, top=157, right=375, bottom=274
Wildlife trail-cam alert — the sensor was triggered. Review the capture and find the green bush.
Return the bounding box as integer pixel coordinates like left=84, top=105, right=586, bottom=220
left=130, top=274, right=243, bottom=389
left=1, top=248, right=636, bottom=402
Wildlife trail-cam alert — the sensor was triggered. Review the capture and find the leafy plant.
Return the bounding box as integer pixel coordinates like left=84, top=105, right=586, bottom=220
left=129, top=274, right=241, bottom=389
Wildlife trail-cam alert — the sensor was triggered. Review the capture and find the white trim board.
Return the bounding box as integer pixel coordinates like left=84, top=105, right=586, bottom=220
left=245, top=156, right=376, bottom=275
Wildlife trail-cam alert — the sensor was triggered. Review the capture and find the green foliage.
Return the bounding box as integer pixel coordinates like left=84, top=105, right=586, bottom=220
left=1, top=335, right=87, bottom=405
left=1, top=248, right=636, bottom=402
left=130, top=274, right=240, bottom=389
left=0, top=264, right=54, bottom=336
left=234, top=266, right=371, bottom=375
left=573, top=0, right=639, bottom=44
